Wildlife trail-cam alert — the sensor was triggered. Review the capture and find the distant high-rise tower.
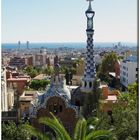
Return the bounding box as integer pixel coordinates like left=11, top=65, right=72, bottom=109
left=27, top=41, right=29, bottom=49
left=18, top=41, right=21, bottom=50
left=81, top=0, right=96, bottom=93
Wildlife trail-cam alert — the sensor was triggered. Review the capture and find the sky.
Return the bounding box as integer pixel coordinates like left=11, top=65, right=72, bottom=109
left=2, top=0, right=137, bottom=43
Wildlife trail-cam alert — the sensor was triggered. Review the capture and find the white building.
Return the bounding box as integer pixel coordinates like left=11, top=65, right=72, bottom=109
left=1, top=67, right=8, bottom=111
left=1, top=67, right=15, bottom=112
left=120, top=55, right=138, bottom=87
left=33, top=53, right=47, bottom=66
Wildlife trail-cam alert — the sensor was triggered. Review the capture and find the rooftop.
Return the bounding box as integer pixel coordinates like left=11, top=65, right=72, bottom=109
left=33, top=74, right=45, bottom=80
left=7, top=77, right=29, bottom=81
left=19, top=91, right=37, bottom=101
left=106, top=95, right=117, bottom=101
left=123, top=55, right=137, bottom=63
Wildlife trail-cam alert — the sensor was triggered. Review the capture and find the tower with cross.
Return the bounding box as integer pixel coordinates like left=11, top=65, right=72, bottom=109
left=81, top=0, right=96, bottom=93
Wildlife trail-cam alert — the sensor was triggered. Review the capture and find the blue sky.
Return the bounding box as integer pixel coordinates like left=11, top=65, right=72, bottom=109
left=2, top=0, right=137, bottom=43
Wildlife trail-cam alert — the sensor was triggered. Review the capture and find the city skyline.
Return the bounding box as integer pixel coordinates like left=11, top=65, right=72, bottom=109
left=2, top=0, right=137, bottom=43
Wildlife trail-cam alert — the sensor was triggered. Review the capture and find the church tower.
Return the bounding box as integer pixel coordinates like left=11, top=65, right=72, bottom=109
left=81, top=0, right=96, bottom=93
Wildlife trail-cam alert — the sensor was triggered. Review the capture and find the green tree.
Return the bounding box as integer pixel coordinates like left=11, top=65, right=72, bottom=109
left=43, top=66, right=54, bottom=75
left=30, top=79, right=50, bottom=90
left=73, top=58, right=84, bottom=68
left=101, top=52, right=118, bottom=73
left=25, top=66, right=38, bottom=78
left=25, top=113, right=114, bottom=140
left=25, top=66, right=33, bottom=73
left=97, top=83, right=138, bottom=140
left=29, top=69, right=38, bottom=78
left=2, top=121, right=31, bottom=140
left=98, top=52, right=118, bottom=83
left=59, top=66, right=68, bottom=74
left=70, top=67, right=76, bottom=75
left=35, top=67, right=42, bottom=74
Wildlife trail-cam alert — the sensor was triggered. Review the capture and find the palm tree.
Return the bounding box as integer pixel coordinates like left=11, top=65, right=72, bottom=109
left=25, top=113, right=115, bottom=140
left=74, top=117, right=115, bottom=140
left=39, top=113, right=71, bottom=140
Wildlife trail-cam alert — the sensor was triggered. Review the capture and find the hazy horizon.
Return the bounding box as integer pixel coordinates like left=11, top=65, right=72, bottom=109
left=2, top=42, right=137, bottom=50
left=2, top=41, right=137, bottom=44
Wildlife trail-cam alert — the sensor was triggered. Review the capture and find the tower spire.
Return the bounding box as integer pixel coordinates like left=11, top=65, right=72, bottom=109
left=81, top=0, right=96, bottom=93
left=88, top=0, right=92, bottom=11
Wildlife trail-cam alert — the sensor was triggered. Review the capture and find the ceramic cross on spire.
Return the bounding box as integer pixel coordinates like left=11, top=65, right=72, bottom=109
left=87, top=0, right=93, bottom=11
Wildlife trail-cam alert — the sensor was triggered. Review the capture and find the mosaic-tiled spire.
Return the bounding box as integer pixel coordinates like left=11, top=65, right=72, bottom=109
left=81, top=0, right=96, bottom=92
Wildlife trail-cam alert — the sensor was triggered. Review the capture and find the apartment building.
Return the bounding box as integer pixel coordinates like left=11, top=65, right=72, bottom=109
left=33, top=53, right=48, bottom=67
left=9, top=57, right=26, bottom=69
left=120, top=55, right=138, bottom=87
left=1, top=67, right=8, bottom=111
left=1, top=67, right=14, bottom=112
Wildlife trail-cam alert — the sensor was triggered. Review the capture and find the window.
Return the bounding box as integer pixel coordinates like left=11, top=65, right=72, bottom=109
left=53, top=103, right=58, bottom=114
left=85, top=81, right=87, bottom=87
left=123, top=66, right=126, bottom=70
left=136, top=74, right=138, bottom=78
left=123, top=71, right=126, bottom=75
left=49, top=104, right=62, bottom=113
left=123, top=77, right=126, bottom=82
left=89, top=82, right=92, bottom=88
left=136, top=68, right=138, bottom=71
left=59, top=105, right=63, bottom=112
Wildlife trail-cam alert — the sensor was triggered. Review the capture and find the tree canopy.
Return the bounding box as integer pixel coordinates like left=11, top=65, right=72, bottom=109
left=25, top=113, right=114, bottom=140
left=97, top=83, right=138, bottom=140
left=29, top=79, right=50, bottom=90
left=2, top=121, right=31, bottom=140
left=25, top=66, right=38, bottom=78
left=98, top=52, right=118, bottom=83
left=43, top=66, right=54, bottom=75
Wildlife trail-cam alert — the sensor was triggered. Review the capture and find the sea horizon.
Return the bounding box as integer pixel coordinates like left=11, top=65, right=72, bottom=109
left=2, top=42, right=137, bottom=49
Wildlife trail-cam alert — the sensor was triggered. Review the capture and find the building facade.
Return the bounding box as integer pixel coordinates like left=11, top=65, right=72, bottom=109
left=25, top=56, right=33, bottom=66
left=29, top=56, right=78, bottom=135
left=1, top=67, right=8, bottom=111
left=120, top=55, right=138, bottom=87
left=9, top=57, right=26, bottom=69
left=19, top=91, right=37, bottom=118
left=1, top=67, right=15, bottom=112
left=33, top=53, right=48, bottom=67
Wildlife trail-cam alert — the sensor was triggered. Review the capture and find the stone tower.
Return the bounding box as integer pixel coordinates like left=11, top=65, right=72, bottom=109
left=81, top=0, right=96, bottom=93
